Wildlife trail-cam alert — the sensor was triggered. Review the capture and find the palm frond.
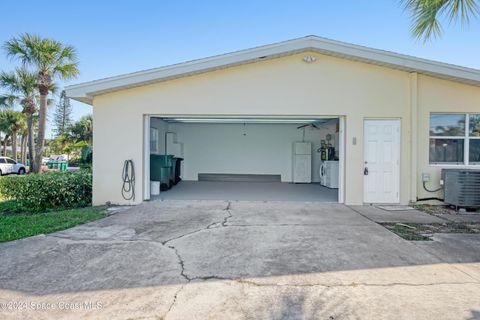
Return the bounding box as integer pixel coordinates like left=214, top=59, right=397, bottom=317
left=57, top=45, right=78, bottom=64
left=46, top=98, right=56, bottom=109
left=53, top=63, right=80, bottom=80
left=0, top=95, right=17, bottom=108
left=4, top=33, right=79, bottom=84
left=3, top=37, right=29, bottom=64
left=401, top=0, right=480, bottom=41
left=0, top=109, right=24, bottom=134
left=445, top=0, right=479, bottom=23
left=0, top=68, right=37, bottom=99
left=15, top=67, right=38, bottom=95
left=0, top=68, right=39, bottom=116
left=23, top=33, right=55, bottom=70
left=0, top=71, right=21, bottom=93
left=48, top=82, right=59, bottom=95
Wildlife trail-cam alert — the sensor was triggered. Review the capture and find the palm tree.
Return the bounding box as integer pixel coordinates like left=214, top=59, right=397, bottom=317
left=19, top=119, right=28, bottom=164
left=3, top=33, right=79, bottom=172
left=402, top=0, right=479, bottom=40
left=70, top=114, right=93, bottom=145
left=0, top=110, right=23, bottom=159
left=0, top=111, right=10, bottom=156
left=0, top=68, right=39, bottom=169
left=8, top=112, right=23, bottom=161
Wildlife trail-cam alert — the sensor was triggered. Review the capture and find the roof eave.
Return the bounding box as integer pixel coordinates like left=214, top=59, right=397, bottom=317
left=66, top=35, right=480, bottom=105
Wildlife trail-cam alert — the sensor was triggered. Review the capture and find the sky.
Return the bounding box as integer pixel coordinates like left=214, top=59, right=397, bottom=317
left=1, top=0, right=480, bottom=137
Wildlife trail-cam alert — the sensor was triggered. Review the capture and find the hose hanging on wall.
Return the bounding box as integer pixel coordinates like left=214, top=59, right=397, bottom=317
left=121, top=160, right=135, bottom=201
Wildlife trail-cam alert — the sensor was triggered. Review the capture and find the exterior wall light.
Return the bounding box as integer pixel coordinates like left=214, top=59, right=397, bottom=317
left=303, top=55, right=317, bottom=63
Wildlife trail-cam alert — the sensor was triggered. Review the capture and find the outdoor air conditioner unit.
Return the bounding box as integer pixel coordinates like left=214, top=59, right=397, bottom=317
left=441, top=169, right=480, bottom=209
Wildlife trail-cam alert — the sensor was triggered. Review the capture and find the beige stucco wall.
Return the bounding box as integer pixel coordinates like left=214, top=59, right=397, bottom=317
left=416, top=75, right=480, bottom=200
left=91, top=51, right=478, bottom=206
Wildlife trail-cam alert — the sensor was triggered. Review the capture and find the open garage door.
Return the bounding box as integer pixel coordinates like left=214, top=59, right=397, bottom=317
left=144, top=116, right=344, bottom=203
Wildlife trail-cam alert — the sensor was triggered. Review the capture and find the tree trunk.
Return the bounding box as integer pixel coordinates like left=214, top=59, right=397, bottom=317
left=11, top=130, right=17, bottom=161
left=20, top=134, right=26, bottom=164
left=20, top=135, right=24, bottom=163
left=23, top=135, right=27, bottom=164
left=34, top=93, right=48, bottom=173
left=26, top=113, right=36, bottom=172
left=2, top=136, right=8, bottom=157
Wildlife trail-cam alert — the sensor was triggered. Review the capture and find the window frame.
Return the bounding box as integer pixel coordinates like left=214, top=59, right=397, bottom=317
left=429, top=113, right=480, bottom=166
left=150, top=127, right=159, bottom=153
left=469, top=114, right=480, bottom=164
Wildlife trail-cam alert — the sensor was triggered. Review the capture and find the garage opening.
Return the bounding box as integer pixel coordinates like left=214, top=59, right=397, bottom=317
left=145, top=116, right=344, bottom=202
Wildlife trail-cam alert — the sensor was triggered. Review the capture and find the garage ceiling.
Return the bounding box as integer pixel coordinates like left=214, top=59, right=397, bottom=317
left=158, top=117, right=337, bottom=124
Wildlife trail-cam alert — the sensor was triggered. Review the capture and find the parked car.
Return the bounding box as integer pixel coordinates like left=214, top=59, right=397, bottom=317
left=0, top=157, right=26, bottom=176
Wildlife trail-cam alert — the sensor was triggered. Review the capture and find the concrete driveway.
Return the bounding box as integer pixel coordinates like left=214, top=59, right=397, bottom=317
left=0, top=201, right=479, bottom=319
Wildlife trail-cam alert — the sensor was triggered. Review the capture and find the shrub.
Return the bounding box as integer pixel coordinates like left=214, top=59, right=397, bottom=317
left=0, top=170, right=92, bottom=213
left=67, top=156, right=81, bottom=167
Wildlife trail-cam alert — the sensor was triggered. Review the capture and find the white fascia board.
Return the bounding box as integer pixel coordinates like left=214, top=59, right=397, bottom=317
left=311, top=37, right=480, bottom=82
left=66, top=35, right=480, bottom=105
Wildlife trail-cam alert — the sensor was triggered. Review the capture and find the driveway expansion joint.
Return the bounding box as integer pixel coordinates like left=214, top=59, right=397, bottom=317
left=225, top=223, right=352, bottom=227
left=161, top=227, right=213, bottom=245
left=234, top=279, right=480, bottom=288
left=191, top=275, right=232, bottom=281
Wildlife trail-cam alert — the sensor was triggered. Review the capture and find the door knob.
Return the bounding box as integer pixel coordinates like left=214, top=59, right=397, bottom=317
left=364, top=167, right=369, bottom=175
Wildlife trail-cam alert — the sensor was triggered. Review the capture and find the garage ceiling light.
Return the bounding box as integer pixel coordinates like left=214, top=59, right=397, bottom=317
left=163, top=118, right=332, bottom=124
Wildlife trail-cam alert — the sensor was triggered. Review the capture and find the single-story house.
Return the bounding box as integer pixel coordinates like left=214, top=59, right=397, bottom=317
left=66, top=36, right=480, bottom=206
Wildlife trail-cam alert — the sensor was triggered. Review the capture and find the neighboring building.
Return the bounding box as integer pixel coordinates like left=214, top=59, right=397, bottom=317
left=66, top=36, right=480, bottom=206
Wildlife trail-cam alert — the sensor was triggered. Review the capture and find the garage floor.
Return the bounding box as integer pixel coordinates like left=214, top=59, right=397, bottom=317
left=154, top=181, right=338, bottom=202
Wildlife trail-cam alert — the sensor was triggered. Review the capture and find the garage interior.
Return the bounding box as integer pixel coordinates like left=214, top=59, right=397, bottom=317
left=148, top=116, right=342, bottom=202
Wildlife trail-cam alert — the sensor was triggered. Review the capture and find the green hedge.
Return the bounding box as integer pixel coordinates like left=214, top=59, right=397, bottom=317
left=0, top=170, right=92, bottom=213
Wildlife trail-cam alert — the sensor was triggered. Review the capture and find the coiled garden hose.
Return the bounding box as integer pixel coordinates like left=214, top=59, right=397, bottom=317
left=121, top=160, right=135, bottom=201
left=423, top=181, right=443, bottom=193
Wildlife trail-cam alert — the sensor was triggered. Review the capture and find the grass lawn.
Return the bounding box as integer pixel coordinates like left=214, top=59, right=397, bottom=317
left=381, top=222, right=479, bottom=241
left=0, top=202, right=107, bottom=243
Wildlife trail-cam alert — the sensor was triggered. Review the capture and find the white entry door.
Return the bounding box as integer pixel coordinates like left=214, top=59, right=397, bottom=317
left=363, top=119, right=400, bottom=203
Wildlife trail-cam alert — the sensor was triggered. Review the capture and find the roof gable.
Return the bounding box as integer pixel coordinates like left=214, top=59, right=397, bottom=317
left=66, top=35, right=480, bottom=105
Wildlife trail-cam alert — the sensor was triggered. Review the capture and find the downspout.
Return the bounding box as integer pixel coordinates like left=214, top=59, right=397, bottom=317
left=409, top=72, right=418, bottom=203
